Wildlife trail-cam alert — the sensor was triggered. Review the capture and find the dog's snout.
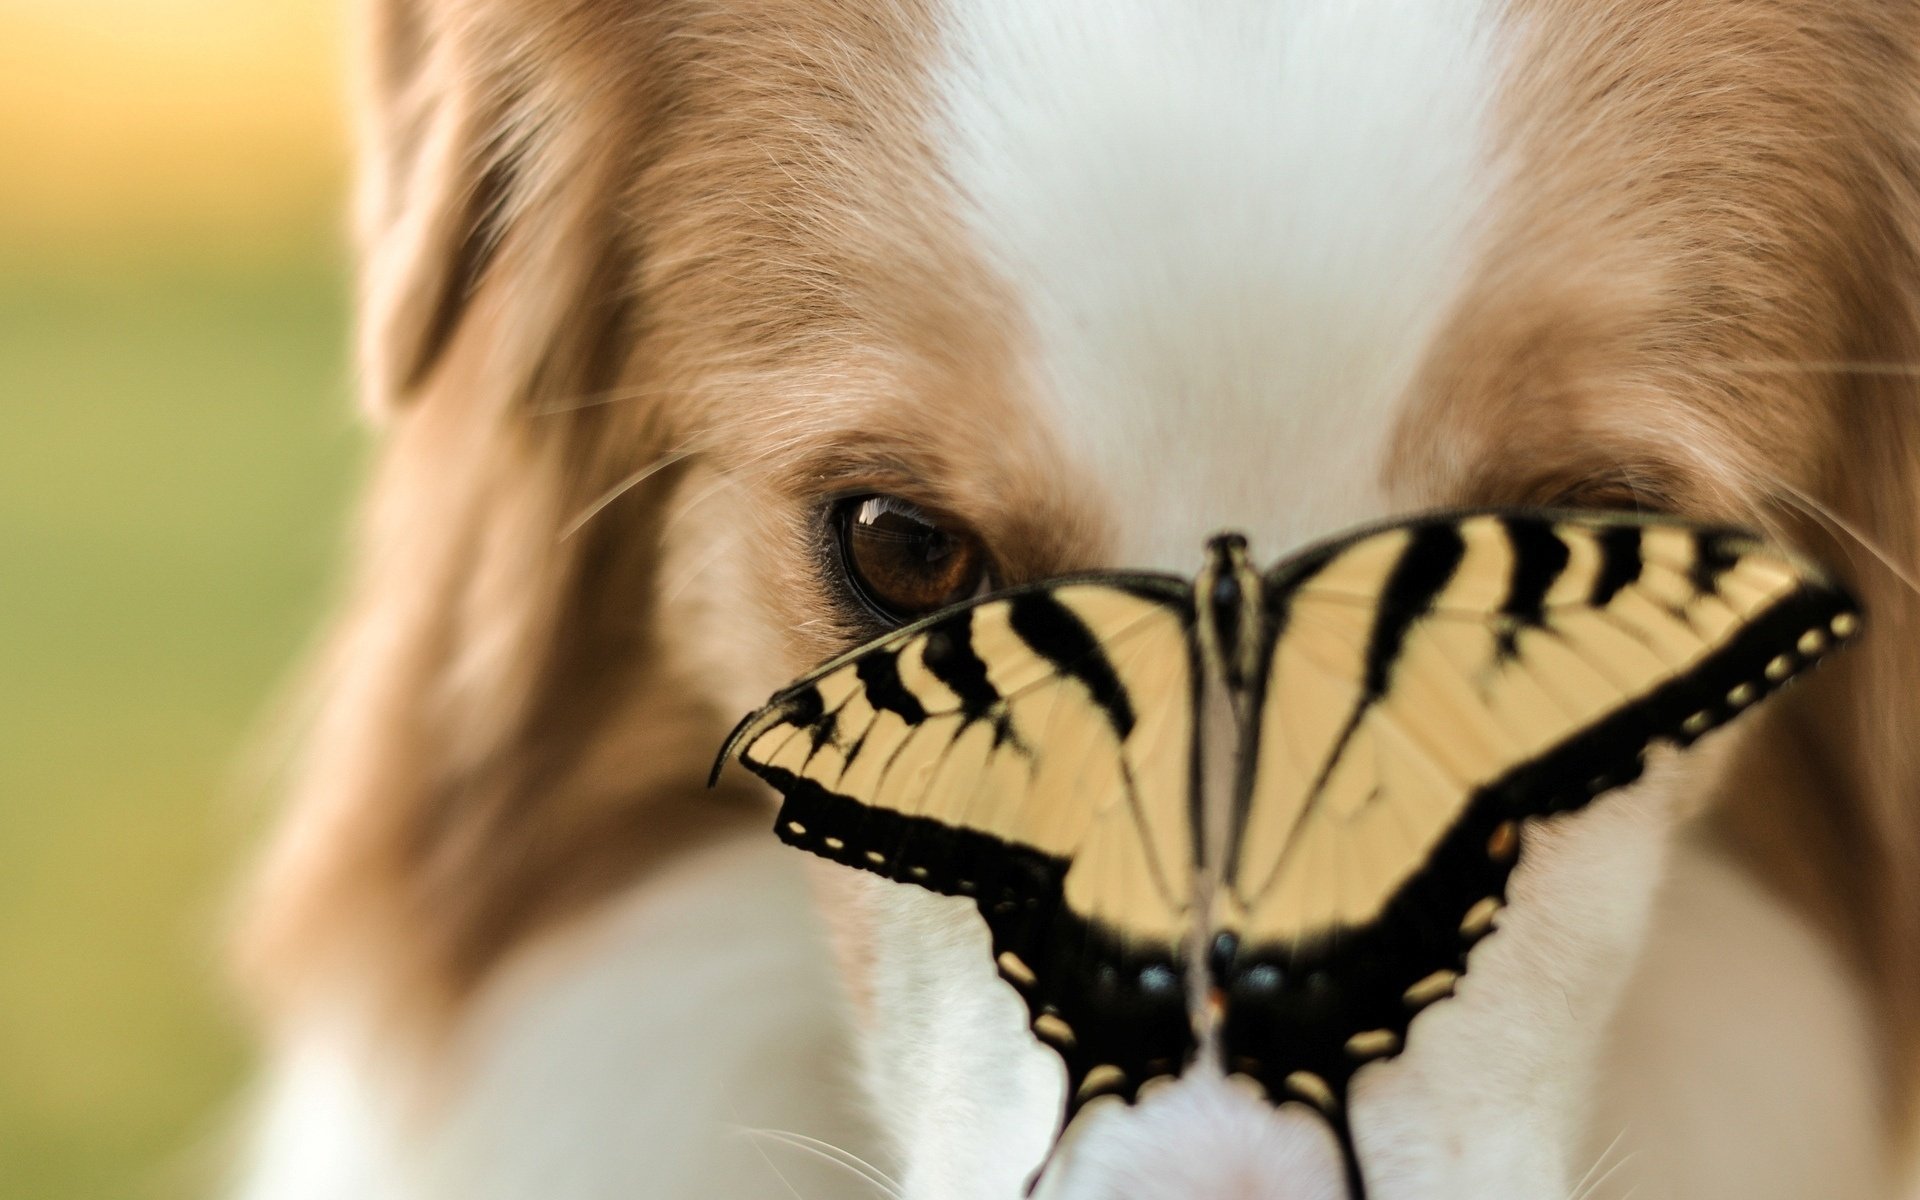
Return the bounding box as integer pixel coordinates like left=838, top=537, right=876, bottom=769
left=1040, top=1074, right=1349, bottom=1200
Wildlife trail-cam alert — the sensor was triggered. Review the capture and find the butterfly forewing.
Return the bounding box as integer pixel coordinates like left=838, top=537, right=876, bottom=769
left=1217, top=510, right=1859, bottom=1121
left=721, top=578, right=1202, bottom=1117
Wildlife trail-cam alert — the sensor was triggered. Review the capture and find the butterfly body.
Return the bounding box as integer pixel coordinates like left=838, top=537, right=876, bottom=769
left=714, top=509, right=1859, bottom=1194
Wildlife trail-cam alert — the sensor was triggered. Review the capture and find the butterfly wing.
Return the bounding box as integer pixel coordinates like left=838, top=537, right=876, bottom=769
left=1217, top=510, right=1859, bottom=1119
left=716, top=578, right=1202, bottom=1117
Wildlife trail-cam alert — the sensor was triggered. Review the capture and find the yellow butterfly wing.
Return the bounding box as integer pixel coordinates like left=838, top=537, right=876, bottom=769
left=1215, top=510, right=1857, bottom=1136
left=716, top=579, right=1201, bottom=1112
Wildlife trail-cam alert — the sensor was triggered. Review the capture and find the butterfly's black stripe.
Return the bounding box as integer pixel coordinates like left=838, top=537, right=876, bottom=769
left=1007, top=593, right=1137, bottom=739
left=1497, top=517, right=1570, bottom=658
left=856, top=651, right=929, bottom=726
left=1258, top=552, right=1331, bottom=649
left=1689, top=529, right=1742, bottom=596
left=921, top=609, right=1002, bottom=720
left=808, top=703, right=841, bottom=753
left=1219, top=550, right=1337, bottom=880
left=1363, top=523, right=1469, bottom=695
left=1286, top=524, right=1470, bottom=863
left=1116, top=579, right=1191, bottom=606
left=1590, top=525, right=1643, bottom=607
left=782, top=684, right=826, bottom=727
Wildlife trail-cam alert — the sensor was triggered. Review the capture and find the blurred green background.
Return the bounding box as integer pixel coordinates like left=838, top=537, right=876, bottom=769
left=0, top=2, right=359, bottom=1196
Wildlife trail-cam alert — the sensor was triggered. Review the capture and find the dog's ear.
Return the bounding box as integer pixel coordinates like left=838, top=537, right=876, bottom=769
left=350, top=0, right=653, bottom=418
left=351, top=0, right=470, bottom=415
left=239, top=0, right=758, bottom=1024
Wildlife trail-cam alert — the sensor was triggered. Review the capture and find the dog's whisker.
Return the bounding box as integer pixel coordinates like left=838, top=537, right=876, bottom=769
left=1573, top=1151, right=1636, bottom=1200
left=1761, top=476, right=1920, bottom=603
left=558, top=407, right=850, bottom=546
left=1566, top=1126, right=1630, bottom=1200
left=746, top=1133, right=815, bottom=1200
left=1721, top=358, right=1920, bottom=379
left=723, top=1102, right=822, bottom=1200
left=773, top=1131, right=903, bottom=1196
left=530, top=383, right=672, bottom=416
left=733, top=1127, right=904, bottom=1198
left=559, top=449, right=699, bottom=541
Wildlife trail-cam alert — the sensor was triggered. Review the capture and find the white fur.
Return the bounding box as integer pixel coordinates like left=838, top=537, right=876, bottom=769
left=1037, top=1075, right=1347, bottom=1200
left=855, top=882, right=1063, bottom=1199
left=935, top=0, right=1507, bottom=568
left=232, top=834, right=878, bottom=1200
left=236, top=1014, right=404, bottom=1200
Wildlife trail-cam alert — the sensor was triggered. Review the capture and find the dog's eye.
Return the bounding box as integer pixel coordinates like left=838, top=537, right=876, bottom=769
left=834, top=495, right=990, bottom=624
left=1532, top=468, right=1673, bottom=515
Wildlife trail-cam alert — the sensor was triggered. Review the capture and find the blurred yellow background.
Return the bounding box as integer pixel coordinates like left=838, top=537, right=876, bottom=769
left=0, top=2, right=359, bottom=1196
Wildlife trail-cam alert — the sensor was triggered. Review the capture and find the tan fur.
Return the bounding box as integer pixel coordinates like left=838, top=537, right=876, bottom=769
left=242, top=0, right=1119, bottom=1032
left=1389, top=0, right=1920, bottom=1136
left=245, top=0, right=1920, bottom=1158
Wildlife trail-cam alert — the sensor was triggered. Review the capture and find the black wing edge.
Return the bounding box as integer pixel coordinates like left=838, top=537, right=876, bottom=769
left=1219, top=576, right=1860, bottom=1200
left=706, top=572, right=1192, bottom=788
left=761, top=769, right=1196, bottom=1128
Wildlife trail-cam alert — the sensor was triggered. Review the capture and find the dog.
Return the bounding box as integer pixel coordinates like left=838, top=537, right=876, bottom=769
left=233, top=1, right=1920, bottom=1197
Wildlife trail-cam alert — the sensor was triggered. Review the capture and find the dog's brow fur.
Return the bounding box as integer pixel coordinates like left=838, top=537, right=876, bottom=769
left=239, top=0, right=1920, bottom=1175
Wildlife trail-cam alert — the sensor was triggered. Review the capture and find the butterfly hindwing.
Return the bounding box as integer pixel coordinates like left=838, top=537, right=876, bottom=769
left=1217, top=510, right=1859, bottom=1118
left=718, top=578, right=1203, bottom=1116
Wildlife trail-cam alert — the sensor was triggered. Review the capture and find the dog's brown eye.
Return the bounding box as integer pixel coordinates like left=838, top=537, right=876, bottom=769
left=836, top=495, right=989, bottom=623
left=1541, top=478, right=1668, bottom=515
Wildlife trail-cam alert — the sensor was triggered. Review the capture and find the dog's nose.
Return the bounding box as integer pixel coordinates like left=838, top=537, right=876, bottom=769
left=1037, top=1073, right=1349, bottom=1200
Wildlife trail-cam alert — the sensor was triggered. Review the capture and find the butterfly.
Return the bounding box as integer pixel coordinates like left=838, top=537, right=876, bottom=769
left=711, top=508, right=1859, bottom=1196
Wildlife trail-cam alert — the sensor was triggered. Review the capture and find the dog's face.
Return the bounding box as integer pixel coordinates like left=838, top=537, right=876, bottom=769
left=246, top=0, right=1920, bottom=1197
left=665, top=5, right=1901, bottom=1193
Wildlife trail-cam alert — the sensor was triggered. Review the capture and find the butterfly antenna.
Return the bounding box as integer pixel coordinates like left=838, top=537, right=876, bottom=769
left=709, top=706, right=769, bottom=787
